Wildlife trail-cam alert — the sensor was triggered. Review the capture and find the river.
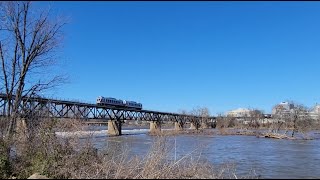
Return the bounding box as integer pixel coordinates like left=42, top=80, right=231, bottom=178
left=56, top=126, right=320, bottom=179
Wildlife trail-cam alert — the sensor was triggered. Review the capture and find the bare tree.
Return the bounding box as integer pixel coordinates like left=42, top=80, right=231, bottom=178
left=248, top=109, right=263, bottom=129
left=0, top=1, right=67, bottom=140
left=270, top=104, right=289, bottom=133
left=190, top=107, right=210, bottom=129
left=177, top=109, right=188, bottom=115
left=288, top=103, right=313, bottom=138
left=218, top=115, right=236, bottom=129
left=270, top=102, right=314, bottom=138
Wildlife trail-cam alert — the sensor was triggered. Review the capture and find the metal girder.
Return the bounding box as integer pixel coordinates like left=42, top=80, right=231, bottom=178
left=0, top=93, right=216, bottom=123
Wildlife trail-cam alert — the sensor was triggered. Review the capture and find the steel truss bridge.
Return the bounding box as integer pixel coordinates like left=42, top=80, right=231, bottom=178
left=0, top=94, right=216, bottom=124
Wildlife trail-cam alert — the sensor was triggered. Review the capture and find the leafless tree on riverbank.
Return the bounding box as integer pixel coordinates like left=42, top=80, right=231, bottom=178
left=0, top=3, right=67, bottom=176
left=190, top=107, right=211, bottom=129
left=0, top=1, right=67, bottom=141
left=269, top=102, right=314, bottom=139
left=288, top=103, right=313, bottom=137
left=247, top=109, right=263, bottom=129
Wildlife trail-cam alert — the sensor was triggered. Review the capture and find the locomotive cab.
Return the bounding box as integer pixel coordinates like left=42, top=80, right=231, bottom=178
left=96, top=96, right=104, bottom=105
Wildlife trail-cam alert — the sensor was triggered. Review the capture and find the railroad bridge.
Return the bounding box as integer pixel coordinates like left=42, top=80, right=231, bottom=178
left=0, top=93, right=216, bottom=136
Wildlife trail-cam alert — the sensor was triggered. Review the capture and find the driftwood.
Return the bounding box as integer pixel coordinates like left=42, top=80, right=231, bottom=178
left=258, top=133, right=296, bottom=140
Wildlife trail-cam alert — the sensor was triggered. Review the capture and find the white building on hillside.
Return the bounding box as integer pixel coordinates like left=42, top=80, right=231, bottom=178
left=226, top=108, right=251, bottom=117
left=309, top=104, right=320, bottom=120
left=272, top=102, right=294, bottom=115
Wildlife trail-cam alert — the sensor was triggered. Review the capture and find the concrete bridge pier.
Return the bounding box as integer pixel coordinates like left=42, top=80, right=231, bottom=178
left=201, top=122, right=209, bottom=129
left=16, top=118, right=28, bottom=141
left=108, top=120, right=122, bottom=136
left=16, top=118, right=27, bottom=132
left=150, top=121, right=161, bottom=134
left=174, top=121, right=184, bottom=131
left=190, top=122, right=197, bottom=130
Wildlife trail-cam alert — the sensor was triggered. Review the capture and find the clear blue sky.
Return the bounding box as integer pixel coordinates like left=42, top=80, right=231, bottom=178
left=36, top=1, right=320, bottom=115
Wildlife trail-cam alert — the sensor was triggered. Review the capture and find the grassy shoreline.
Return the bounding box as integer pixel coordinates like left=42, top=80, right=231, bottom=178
left=0, top=119, right=262, bottom=179
left=2, top=119, right=319, bottom=179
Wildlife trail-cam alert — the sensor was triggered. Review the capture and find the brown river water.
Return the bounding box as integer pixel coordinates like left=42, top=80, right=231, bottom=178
left=56, top=126, right=320, bottom=179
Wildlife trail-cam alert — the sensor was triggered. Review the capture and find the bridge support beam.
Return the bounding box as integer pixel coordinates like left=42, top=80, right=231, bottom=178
left=108, top=120, right=121, bottom=136
left=174, top=122, right=183, bottom=131
left=190, top=122, right=197, bottom=130
left=150, top=121, right=161, bottom=134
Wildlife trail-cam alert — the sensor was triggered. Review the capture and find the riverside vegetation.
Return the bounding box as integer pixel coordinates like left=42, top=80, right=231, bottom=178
left=1, top=104, right=319, bottom=178
left=0, top=118, right=259, bottom=179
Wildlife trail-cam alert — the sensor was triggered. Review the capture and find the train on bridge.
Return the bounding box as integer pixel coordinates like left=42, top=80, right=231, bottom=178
left=96, top=96, right=142, bottom=110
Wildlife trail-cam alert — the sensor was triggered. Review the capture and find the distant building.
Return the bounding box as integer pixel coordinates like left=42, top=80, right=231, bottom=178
left=272, top=101, right=318, bottom=121
left=226, top=108, right=251, bottom=117
left=312, top=104, right=320, bottom=114
left=309, top=104, right=320, bottom=120
left=272, top=102, right=294, bottom=115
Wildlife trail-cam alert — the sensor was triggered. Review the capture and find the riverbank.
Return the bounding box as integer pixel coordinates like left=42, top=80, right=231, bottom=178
left=68, top=120, right=320, bottom=140
left=1, top=132, right=259, bottom=179
left=2, top=118, right=320, bottom=179
left=146, top=127, right=320, bottom=140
